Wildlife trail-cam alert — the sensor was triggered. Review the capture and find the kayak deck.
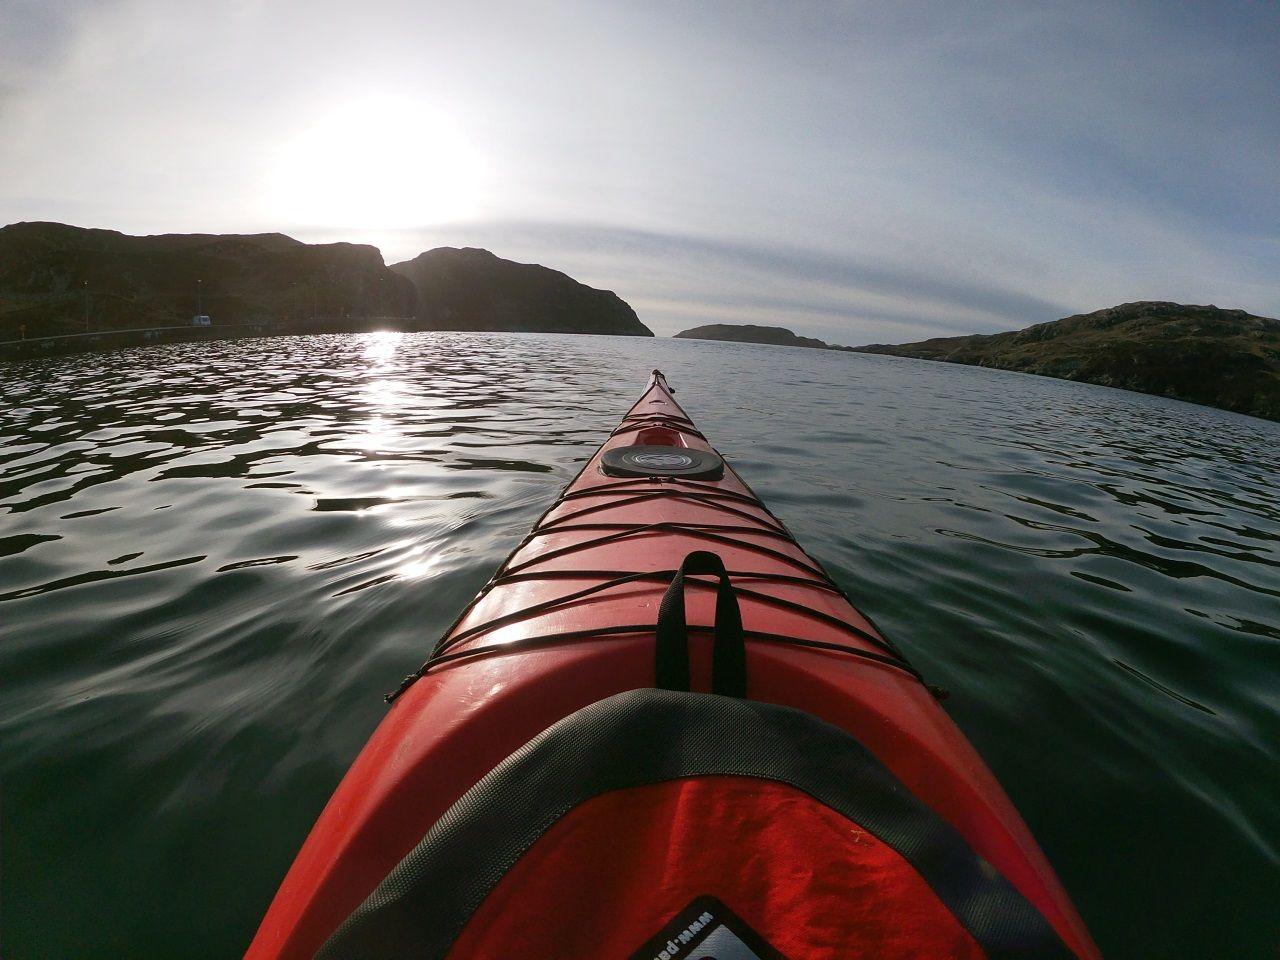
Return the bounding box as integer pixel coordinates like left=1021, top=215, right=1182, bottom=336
left=246, top=370, right=1098, bottom=960
left=389, top=376, right=921, bottom=697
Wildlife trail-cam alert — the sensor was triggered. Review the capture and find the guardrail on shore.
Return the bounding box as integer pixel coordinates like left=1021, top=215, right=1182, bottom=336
left=0, top=317, right=419, bottom=360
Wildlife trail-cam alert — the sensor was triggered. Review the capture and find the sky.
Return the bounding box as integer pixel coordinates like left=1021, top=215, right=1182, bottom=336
left=1, top=0, right=1277, bottom=341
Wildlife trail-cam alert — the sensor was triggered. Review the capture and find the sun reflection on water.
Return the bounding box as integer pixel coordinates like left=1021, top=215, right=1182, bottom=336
left=395, top=543, right=443, bottom=580
left=362, top=331, right=403, bottom=366
left=357, top=332, right=408, bottom=451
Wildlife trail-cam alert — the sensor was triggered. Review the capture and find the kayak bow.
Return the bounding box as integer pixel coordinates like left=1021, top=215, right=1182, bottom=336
left=247, top=370, right=1099, bottom=960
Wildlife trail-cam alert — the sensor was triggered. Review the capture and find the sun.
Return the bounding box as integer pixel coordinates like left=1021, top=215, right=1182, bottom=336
left=267, top=95, right=484, bottom=229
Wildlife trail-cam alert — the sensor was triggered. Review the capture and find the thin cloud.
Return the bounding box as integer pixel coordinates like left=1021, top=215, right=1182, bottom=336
left=371, top=220, right=1075, bottom=338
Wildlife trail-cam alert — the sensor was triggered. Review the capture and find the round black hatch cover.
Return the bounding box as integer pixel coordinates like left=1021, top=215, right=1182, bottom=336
left=600, top=445, right=724, bottom=479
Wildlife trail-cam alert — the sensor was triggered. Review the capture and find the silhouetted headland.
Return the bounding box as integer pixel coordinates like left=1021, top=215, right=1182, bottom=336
left=390, top=246, right=650, bottom=336
left=0, top=222, right=651, bottom=354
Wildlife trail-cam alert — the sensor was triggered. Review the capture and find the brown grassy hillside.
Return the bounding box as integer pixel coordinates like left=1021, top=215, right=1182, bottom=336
left=855, top=302, right=1280, bottom=421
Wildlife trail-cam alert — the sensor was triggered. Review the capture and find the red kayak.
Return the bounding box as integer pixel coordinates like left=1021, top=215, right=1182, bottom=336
left=247, top=370, right=1099, bottom=960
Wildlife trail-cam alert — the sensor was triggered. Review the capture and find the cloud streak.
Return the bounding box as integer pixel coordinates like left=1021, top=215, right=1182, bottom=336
left=372, top=219, right=1074, bottom=339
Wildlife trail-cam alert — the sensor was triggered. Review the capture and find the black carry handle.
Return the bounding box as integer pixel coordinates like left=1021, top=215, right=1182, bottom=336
left=655, top=551, right=747, bottom=698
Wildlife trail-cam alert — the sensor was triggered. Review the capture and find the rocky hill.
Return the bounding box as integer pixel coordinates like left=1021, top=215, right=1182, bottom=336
left=390, top=247, right=651, bottom=336
left=0, top=222, right=414, bottom=338
left=674, top=323, right=828, bottom=349
left=0, top=224, right=651, bottom=343
left=855, top=301, right=1280, bottom=421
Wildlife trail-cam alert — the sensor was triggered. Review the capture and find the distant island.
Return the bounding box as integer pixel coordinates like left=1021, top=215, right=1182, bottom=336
left=854, top=302, right=1280, bottom=422
left=0, top=222, right=651, bottom=348
left=674, top=323, right=829, bottom=349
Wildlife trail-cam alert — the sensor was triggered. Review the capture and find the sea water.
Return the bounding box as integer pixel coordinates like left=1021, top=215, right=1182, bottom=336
left=2, top=331, right=1277, bottom=957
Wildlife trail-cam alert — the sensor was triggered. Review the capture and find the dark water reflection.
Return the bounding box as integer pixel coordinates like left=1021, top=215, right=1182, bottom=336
left=1, top=332, right=1277, bottom=957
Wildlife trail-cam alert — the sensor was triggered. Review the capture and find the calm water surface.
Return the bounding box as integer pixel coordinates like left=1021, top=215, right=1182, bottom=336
left=2, top=332, right=1277, bottom=958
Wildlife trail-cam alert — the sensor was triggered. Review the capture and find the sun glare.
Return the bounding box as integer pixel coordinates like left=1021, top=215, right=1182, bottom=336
left=268, top=96, right=483, bottom=229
